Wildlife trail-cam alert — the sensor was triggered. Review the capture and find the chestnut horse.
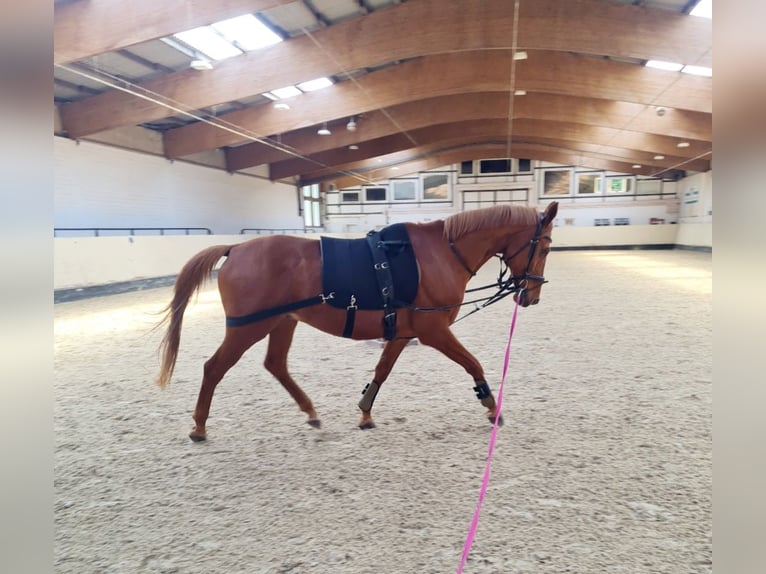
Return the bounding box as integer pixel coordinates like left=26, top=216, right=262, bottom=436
left=156, top=202, right=557, bottom=441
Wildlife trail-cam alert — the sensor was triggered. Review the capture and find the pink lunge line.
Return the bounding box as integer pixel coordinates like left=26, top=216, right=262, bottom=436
left=456, top=298, right=520, bottom=574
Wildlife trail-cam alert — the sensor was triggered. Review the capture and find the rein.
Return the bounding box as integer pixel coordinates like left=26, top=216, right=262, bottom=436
left=411, top=214, right=550, bottom=322
left=404, top=256, right=523, bottom=322
left=456, top=293, right=521, bottom=573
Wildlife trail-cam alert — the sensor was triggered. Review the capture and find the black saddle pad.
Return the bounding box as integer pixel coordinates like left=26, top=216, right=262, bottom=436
left=320, top=223, right=419, bottom=310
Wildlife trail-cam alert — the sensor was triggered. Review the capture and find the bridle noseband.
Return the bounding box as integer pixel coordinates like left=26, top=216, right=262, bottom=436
left=429, top=212, right=551, bottom=322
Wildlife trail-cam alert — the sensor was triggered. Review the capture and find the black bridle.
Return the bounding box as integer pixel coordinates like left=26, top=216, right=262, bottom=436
left=413, top=213, right=551, bottom=322
left=502, top=214, right=552, bottom=292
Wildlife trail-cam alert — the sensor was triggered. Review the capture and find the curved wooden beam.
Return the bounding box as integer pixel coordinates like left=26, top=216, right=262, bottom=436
left=296, top=133, right=710, bottom=188
left=160, top=50, right=710, bottom=158
left=322, top=142, right=688, bottom=190
left=269, top=118, right=711, bottom=180
left=57, top=0, right=710, bottom=137
left=226, top=92, right=710, bottom=171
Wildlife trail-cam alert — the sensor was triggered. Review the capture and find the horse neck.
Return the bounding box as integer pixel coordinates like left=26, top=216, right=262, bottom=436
left=452, top=223, right=534, bottom=271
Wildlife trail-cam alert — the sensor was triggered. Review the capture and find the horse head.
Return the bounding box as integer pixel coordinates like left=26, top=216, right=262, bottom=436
left=506, top=201, right=558, bottom=307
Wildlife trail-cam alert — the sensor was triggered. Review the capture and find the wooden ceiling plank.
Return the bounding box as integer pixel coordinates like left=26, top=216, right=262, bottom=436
left=54, top=0, right=295, bottom=64
left=226, top=91, right=710, bottom=171
left=520, top=0, right=711, bottom=67
left=310, top=129, right=709, bottom=174
left=296, top=136, right=710, bottom=185
left=58, top=0, right=710, bottom=137
left=322, top=143, right=673, bottom=190
left=270, top=117, right=711, bottom=180
left=162, top=51, right=710, bottom=158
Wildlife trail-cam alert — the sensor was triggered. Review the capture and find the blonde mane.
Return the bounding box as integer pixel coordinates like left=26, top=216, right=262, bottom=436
left=443, top=205, right=539, bottom=241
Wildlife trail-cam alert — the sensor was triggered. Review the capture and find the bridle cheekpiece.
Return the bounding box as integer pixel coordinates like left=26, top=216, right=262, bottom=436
left=502, top=213, right=552, bottom=293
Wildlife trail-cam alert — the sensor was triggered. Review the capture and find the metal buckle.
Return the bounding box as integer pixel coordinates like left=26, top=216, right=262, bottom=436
left=347, top=294, right=358, bottom=310
left=320, top=292, right=335, bottom=303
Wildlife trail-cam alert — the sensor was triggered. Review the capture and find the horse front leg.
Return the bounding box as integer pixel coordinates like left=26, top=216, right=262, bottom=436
left=358, top=337, right=411, bottom=429
left=417, top=328, right=503, bottom=426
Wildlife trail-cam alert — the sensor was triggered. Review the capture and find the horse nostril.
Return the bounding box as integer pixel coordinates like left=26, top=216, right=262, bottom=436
left=531, top=298, right=540, bottom=305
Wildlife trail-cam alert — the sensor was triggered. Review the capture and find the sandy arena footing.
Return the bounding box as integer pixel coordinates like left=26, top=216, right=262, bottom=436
left=54, top=249, right=712, bottom=574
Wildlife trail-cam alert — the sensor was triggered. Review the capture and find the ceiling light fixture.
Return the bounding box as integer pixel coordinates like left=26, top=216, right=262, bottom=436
left=317, top=122, right=331, bottom=136
left=514, top=89, right=527, bottom=96
left=653, top=155, right=665, bottom=160
left=349, top=144, right=359, bottom=150
left=513, top=51, right=528, bottom=60
left=677, top=142, right=690, bottom=148
left=632, top=164, right=642, bottom=169
left=273, top=102, right=290, bottom=110
left=346, top=117, right=357, bottom=131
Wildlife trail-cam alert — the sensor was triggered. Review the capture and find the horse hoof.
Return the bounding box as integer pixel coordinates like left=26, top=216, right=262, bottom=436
left=189, top=430, right=207, bottom=442
left=358, top=420, right=376, bottom=430
left=307, top=418, right=321, bottom=429
left=487, top=414, right=504, bottom=427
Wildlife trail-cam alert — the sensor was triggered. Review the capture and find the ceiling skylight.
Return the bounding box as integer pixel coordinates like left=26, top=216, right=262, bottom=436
left=645, top=59, right=684, bottom=72
left=173, top=13, right=282, bottom=62
left=270, top=86, right=303, bottom=99
left=262, top=77, right=335, bottom=103
left=297, top=77, right=334, bottom=92
left=211, top=14, right=282, bottom=51
left=682, top=65, right=712, bottom=77
left=174, top=27, right=243, bottom=61
left=690, top=0, right=712, bottom=19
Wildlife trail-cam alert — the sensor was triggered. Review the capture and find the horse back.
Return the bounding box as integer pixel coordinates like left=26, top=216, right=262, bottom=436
left=217, top=235, right=322, bottom=317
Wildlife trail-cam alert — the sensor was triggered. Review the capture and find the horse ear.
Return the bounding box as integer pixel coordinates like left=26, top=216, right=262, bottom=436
left=542, top=201, right=559, bottom=225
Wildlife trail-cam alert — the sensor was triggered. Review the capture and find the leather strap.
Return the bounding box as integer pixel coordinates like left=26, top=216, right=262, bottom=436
left=342, top=295, right=357, bottom=338
left=366, top=231, right=397, bottom=340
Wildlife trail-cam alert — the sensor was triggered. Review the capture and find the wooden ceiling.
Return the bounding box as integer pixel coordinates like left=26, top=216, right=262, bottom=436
left=53, top=0, right=712, bottom=188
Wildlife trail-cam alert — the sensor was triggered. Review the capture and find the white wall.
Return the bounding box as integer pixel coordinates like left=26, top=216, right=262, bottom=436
left=53, top=139, right=712, bottom=291
left=553, top=224, right=678, bottom=248
left=675, top=170, right=712, bottom=248
left=54, top=136, right=303, bottom=234
left=54, top=235, right=246, bottom=289
left=54, top=226, right=684, bottom=290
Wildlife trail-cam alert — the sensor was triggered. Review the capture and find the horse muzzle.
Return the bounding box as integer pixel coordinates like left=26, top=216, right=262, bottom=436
left=513, top=289, right=540, bottom=307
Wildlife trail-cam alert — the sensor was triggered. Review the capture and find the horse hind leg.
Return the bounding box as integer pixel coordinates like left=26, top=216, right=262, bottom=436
left=190, top=322, right=276, bottom=442
left=264, top=316, right=320, bottom=428
left=358, top=337, right=410, bottom=429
